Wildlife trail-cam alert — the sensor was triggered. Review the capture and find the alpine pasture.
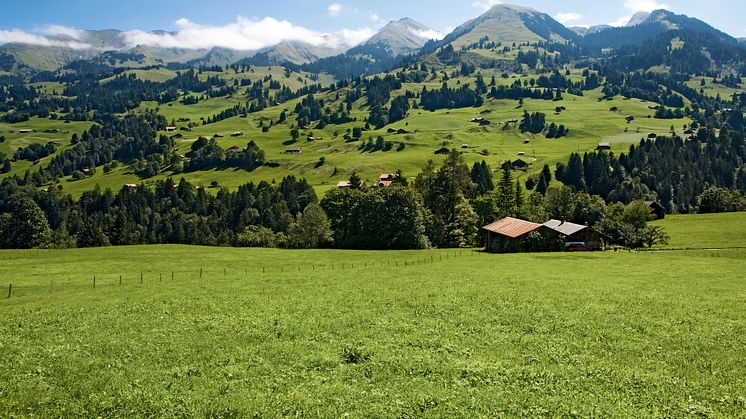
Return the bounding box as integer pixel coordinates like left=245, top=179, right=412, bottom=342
left=1, top=213, right=744, bottom=417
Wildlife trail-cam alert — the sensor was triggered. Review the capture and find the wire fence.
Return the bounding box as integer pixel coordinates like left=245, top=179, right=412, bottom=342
left=2, top=249, right=485, bottom=301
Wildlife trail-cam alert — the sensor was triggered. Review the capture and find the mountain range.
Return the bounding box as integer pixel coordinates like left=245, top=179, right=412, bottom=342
left=1, top=4, right=744, bottom=76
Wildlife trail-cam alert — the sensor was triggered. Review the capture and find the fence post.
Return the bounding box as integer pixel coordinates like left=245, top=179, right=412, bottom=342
left=160, top=273, right=162, bottom=282
left=224, top=268, right=227, bottom=277
left=7, top=284, right=11, bottom=298
left=200, top=268, right=203, bottom=279
left=140, top=272, right=143, bottom=284
left=119, top=275, right=122, bottom=286
left=93, top=276, right=96, bottom=288
left=172, top=271, right=174, bottom=281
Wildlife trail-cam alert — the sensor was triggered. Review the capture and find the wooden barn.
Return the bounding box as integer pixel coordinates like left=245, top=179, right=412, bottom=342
left=543, top=219, right=603, bottom=251
left=645, top=201, right=666, bottom=220
left=483, top=217, right=562, bottom=253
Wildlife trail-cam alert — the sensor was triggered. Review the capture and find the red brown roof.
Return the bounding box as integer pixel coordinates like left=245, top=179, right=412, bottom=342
left=482, top=217, right=542, bottom=238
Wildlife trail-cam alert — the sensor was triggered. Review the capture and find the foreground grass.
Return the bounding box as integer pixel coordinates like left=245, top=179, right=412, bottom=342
left=1, top=244, right=745, bottom=416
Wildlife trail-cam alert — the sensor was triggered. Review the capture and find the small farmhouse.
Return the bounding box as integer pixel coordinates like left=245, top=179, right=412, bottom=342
left=543, top=219, right=602, bottom=250
left=378, top=173, right=400, bottom=187
left=165, top=126, right=177, bottom=132
left=645, top=201, right=666, bottom=220
left=597, top=142, right=611, bottom=151
left=337, top=180, right=365, bottom=189
left=18, top=129, right=36, bottom=134
left=483, top=217, right=562, bottom=253
left=285, top=146, right=302, bottom=154
left=511, top=159, right=529, bottom=170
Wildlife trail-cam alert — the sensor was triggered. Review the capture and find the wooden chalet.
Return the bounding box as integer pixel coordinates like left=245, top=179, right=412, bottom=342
left=165, top=126, right=177, bottom=132
left=597, top=142, right=612, bottom=151
left=483, top=217, right=562, bottom=253
left=18, top=129, right=36, bottom=134
left=378, top=173, right=400, bottom=187
left=645, top=201, right=666, bottom=220
left=284, top=146, right=302, bottom=154
left=337, top=180, right=365, bottom=189
left=543, top=219, right=602, bottom=251
left=511, top=159, right=529, bottom=170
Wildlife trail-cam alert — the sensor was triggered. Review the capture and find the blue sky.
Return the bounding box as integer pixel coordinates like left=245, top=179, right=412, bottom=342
left=0, top=0, right=744, bottom=50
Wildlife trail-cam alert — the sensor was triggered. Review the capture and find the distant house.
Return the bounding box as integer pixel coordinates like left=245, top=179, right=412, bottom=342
left=213, top=133, right=224, bottom=138
left=470, top=117, right=491, bottom=126
left=396, top=128, right=410, bottom=134
left=434, top=147, right=450, bottom=155
left=227, top=146, right=243, bottom=153
left=337, top=180, right=364, bottom=189
left=165, top=126, right=177, bottom=132
left=378, top=173, right=400, bottom=187
left=461, top=144, right=469, bottom=149
left=306, top=136, right=322, bottom=142
left=543, top=219, right=602, bottom=251
left=124, top=184, right=138, bottom=189
left=597, top=142, right=612, bottom=151
left=18, top=129, right=36, bottom=134
left=505, top=118, right=518, bottom=124
left=511, top=159, right=529, bottom=170
left=523, top=139, right=530, bottom=144
left=231, top=131, right=244, bottom=137
left=483, top=217, right=562, bottom=253
left=647, top=133, right=657, bottom=139
left=180, top=126, right=191, bottom=131
left=284, top=146, right=302, bottom=154
left=645, top=201, right=666, bottom=220
left=178, top=117, right=191, bottom=122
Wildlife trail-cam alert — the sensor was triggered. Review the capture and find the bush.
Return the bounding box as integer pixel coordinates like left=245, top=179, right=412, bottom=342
left=235, top=226, right=287, bottom=248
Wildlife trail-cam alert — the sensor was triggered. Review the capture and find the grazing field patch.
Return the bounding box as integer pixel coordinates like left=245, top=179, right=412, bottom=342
left=1, top=240, right=745, bottom=416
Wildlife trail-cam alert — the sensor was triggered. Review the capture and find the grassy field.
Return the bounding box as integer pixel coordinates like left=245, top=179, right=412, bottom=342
left=1, top=214, right=745, bottom=416
left=652, top=212, right=746, bottom=249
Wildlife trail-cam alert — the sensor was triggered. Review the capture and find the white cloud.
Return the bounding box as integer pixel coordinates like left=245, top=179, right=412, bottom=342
left=328, top=3, right=343, bottom=17
left=369, top=13, right=380, bottom=23
left=472, top=0, right=502, bottom=12
left=609, top=15, right=633, bottom=26
left=609, top=0, right=669, bottom=27
left=122, top=16, right=374, bottom=51
left=0, top=29, right=92, bottom=49
left=555, top=12, right=583, bottom=25
left=410, top=28, right=445, bottom=41
left=39, top=25, right=85, bottom=40
left=623, top=0, right=669, bottom=12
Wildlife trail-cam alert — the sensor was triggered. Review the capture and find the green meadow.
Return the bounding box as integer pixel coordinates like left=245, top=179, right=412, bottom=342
left=1, top=213, right=744, bottom=416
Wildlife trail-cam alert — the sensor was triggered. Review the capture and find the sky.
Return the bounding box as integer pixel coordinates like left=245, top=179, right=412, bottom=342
left=0, top=0, right=744, bottom=51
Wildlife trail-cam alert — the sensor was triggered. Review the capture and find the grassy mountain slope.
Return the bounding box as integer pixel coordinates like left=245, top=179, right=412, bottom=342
left=363, top=18, right=435, bottom=56
left=439, top=4, right=578, bottom=47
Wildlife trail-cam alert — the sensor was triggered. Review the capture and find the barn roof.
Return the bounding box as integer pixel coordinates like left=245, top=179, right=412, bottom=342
left=482, top=217, right=542, bottom=238
left=543, top=219, right=588, bottom=236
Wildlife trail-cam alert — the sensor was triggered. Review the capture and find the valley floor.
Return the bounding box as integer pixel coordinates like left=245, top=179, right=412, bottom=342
left=1, top=239, right=745, bottom=415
